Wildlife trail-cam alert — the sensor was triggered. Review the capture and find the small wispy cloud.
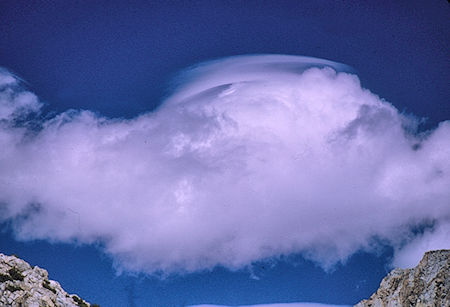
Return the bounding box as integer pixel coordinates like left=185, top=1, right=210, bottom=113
left=0, top=55, right=449, bottom=274
left=188, top=303, right=350, bottom=307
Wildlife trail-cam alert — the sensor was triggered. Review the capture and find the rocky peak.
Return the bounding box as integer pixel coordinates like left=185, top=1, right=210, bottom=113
left=0, top=253, right=95, bottom=307
left=355, top=249, right=449, bottom=307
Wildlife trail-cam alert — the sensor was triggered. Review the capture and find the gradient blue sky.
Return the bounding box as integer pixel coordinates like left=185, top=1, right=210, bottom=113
left=0, top=1, right=449, bottom=307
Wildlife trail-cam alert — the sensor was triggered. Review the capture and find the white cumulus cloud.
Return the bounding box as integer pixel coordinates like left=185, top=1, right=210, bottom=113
left=0, top=55, right=449, bottom=274
left=392, top=220, right=450, bottom=268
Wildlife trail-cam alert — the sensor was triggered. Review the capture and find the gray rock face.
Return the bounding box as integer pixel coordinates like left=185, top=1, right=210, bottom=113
left=0, top=253, right=92, bottom=307
left=355, top=249, right=449, bottom=307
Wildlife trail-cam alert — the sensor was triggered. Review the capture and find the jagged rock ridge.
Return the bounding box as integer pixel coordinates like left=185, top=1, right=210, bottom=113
left=0, top=253, right=95, bottom=307
left=355, top=249, right=449, bottom=307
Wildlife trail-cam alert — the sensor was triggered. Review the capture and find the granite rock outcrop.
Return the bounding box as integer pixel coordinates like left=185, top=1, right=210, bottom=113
left=355, top=249, right=449, bottom=307
left=0, top=253, right=93, bottom=307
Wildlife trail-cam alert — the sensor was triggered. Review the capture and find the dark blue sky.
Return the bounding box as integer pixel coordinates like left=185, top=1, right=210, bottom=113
left=1, top=1, right=449, bottom=123
left=0, top=229, right=392, bottom=306
left=0, top=1, right=449, bottom=307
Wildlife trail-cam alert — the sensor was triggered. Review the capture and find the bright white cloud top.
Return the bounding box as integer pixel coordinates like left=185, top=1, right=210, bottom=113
left=0, top=55, right=449, bottom=274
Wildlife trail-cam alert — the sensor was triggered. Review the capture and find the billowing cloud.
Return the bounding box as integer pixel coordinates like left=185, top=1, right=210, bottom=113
left=0, top=55, right=449, bottom=274
left=392, top=220, right=450, bottom=268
